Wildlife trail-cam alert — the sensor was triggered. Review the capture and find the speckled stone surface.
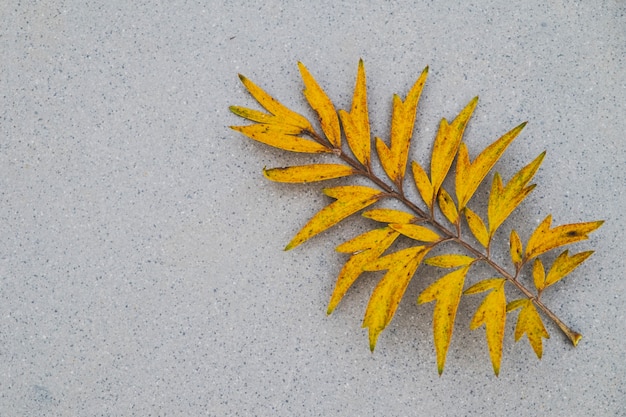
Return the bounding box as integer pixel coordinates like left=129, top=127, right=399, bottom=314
left=1, top=1, right=624, bottom=416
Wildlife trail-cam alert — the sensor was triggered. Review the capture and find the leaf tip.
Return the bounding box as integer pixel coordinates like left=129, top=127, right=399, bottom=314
left=297, top=61, right=307, bottom=75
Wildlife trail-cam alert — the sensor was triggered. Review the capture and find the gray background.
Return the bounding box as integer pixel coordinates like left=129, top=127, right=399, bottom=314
left=1, top=1, right=625, bottom=416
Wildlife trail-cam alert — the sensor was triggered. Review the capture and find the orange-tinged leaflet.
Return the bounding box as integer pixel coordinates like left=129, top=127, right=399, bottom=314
left=263, top=164, right=355, bottom=183
left=328, top=228, right=400, bottom=314
left=465, top=279, right=507, bottom=376
left=298, top=62, right=341, bottom=148
left=340, top=59, right=371, bottom=166
left=424, top=254, right=475, bottom=268
left=431, top=97, right=478, bottom=199
left=507, top=299, right=550, bottom=359
left=363, top=246, right=429, bottom=351
left=230, top=124, right=330, bottom=153
left=285, top=185, right=384, bottom=250
left=237, top=74, right=314, bottom=132
left=362, top=208, right=416, bottom=224
left=456, top=122, right=526, bottom=210
left=418, top=266, right=470, bottom=375
left=525, top=215, right=603, bottom=260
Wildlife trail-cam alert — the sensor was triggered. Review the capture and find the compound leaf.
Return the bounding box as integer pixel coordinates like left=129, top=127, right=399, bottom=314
left=339, top=59, right=370, bottom=166
left=418, top=266, right=470, bottom=375
left=456, top=122, right=527, bottom=210
left=231, top=61, right=605, bottom=376
left=464, top=278, right=507, bottom=376
left=507, top=299, right=550, bottom=359
left=298, top=62, right=341, bottom=148
left=263, top=164, right=355, bottom=183
left=285, top=185, right=384, bottom=250
left=525, top=215, right=604, bottom=260
left=329, top=227, right=400, bottom=314
left=363, top=246, right=430, bottom=350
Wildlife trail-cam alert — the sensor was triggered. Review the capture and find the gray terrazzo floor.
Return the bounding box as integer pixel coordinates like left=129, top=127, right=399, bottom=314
left=1, top=1, right=625, bottom=416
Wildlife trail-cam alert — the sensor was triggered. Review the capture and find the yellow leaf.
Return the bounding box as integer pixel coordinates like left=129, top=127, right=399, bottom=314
left=455, top=122, right=527, bottom=210
left=429, top=118, right=452, bottom=193
left=392, top=68, right=428, bottom=175
left=431, top=97, right=478, bottom=199
left=533, top=258, right=546, bottom=292
left=545, top=250, right=594, bottom=287
left=328, top=228, right=400, bottom=314
left=230, top=124, right=330, bottom=153
left=375, top=137, right=398, bottom=182
left=525, top=215, right=604, bottom=260
left=339, top=59, right=370, bottom=166
left=437, top=188, right=458, bottom=224
left=411, top=161, right=434, bottom=209
left=507, top=299, right=550, bottom=359
left=464, top=278, right=507, bottom=376
left=386, top=67, right=429, bottom=182
left=455, top=142, right=471, bottom=202
left=236, top=74, right=313, bottom=132
left=425, top=254, right=475, bottom=268
left=389, top=223, right=440, bottom=242
left=232, top=121, right=303, bottom=136
left=298, top=62, right=341, bottom=148
left=464, top=207, right=489, bottom=248
left=417, top=266, right=470, bottom=375
left=509, top=230, right=523, bottom=268
left=363, top=246, right=429, bottom=350
left=285, top=186, right=384, bottom=250
left=335, top=227, right=396, bottom=254
left=362, top=208, right=416, bottom=224
left=263, top=164, right=355, bottom=183
left=488, top=152, right=545, bottom=236
left=230, top=106, right=284, bottom=125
